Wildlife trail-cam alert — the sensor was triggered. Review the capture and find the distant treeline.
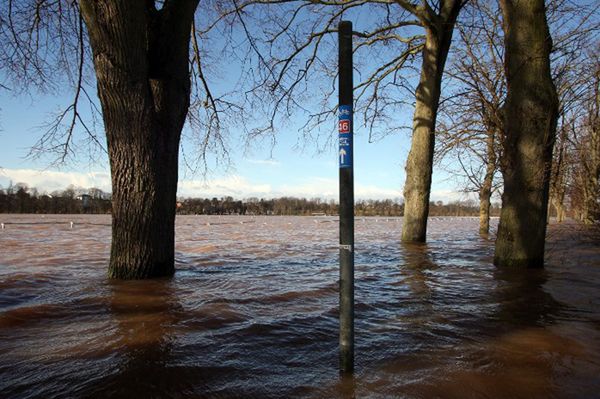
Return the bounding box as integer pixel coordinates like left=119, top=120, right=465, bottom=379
left=176, top=196, right=498, bottom=217
left=0, top=183, right=112, bottom=214
left=1, top=183, right=498, bottom=217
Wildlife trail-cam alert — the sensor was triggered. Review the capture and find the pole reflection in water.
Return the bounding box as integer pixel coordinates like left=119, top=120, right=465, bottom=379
left=0, top=215, right=599, bottom=398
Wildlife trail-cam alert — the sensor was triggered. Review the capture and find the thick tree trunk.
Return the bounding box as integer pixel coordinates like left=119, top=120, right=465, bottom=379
left=494, top=0, right=559, bottom=267
left=402, top=2, right=461, bottom=242
left=79, top=1, right=198, bottom=278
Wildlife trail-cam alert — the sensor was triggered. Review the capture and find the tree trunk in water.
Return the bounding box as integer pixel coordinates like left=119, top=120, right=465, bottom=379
left=494, top=0, right=559, bottom=267
left=479, top=130, right=496, bottom=235
left=479, top=189, right=492, bottom=235
left=79, top=1, right=198, bottom=278
left=402, top=2, right=461, bottom=242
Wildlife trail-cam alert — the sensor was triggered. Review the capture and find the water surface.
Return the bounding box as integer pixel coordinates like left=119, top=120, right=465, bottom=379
left=1, top=215, right=599, bottom=398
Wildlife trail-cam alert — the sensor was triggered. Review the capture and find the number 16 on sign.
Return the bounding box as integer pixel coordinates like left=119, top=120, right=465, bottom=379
left=339, top=105, right=352, bottom=168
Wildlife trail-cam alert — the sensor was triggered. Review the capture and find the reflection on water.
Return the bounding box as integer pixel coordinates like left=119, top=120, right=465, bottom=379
left=88, top=280, right=183, bottom=398
left=1, top=215, right=599, bottom=398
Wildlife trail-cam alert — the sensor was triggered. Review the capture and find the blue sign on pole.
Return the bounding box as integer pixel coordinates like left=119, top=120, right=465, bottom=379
left=339, top=104, right=353, bottom=168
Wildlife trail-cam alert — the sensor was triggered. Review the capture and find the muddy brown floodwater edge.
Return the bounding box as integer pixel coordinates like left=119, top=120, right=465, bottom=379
left=0, top=215, right=599, bottom=398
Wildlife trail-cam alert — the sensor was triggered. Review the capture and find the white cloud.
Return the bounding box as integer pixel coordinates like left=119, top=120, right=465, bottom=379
left=277, top=177, right=338, bottom=199
left=245, top=158, right=281, bottom=166
left=177, top=175, right=272, bottom=198
left=0, top=168, right=467, bottom=202
left=356, top=183, right=402, bottom=200
left=277, top=177, right=403, bottom=200
left=0, top=168, right=111, bottom=194
left=430, top=189, right=476, bottom=204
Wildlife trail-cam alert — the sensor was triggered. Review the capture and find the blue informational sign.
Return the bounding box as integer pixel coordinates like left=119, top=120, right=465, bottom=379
left=338, top=104, right=353, bottom=168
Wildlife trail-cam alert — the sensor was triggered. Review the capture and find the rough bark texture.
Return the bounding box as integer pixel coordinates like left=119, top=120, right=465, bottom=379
left=494, top=0, right=559, bottom=267
left=79, top=1, right=198, bottom=278
left=402, top=1, right=462, bottom=242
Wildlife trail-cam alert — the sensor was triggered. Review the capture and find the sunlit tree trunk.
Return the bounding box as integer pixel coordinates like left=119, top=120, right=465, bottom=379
left=402, top=1, right=461, bottom=242
left=79, top=1, right=198, bottom=278
left=479, top=130, right=497, bottom=235
left=494, top=0, right=559, bottom=267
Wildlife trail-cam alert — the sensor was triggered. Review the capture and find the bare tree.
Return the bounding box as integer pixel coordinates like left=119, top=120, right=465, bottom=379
left=436, top=0, right=504, bottom=235
left=2, top=0, right=451, bottom=277
left=438, top=0, right=598, bottom=236
left=0, top=0, right=103, bottom=162
left=0, top=1, right=224, bottom=278
left=207, top=0, right=466, bottom=243
left=399, top=1, right=465, bottom=242
left=79, top=1, right=201, bottom=278
left=494, top=0, right=559, bottom=268
left=568, top=52, right=600, bottom=223
left=546, top=0, right=600, bottom=224
left=581, top=59, right=600, bottom=223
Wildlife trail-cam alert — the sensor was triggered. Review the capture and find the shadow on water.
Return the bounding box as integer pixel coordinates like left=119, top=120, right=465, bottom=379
left=81, top=280, right=252, bottom=399
left=81, top=279, right=190, bottom=398
left=415, top=266, right=582, bottom=399
left=400, top=241, right=437, bottom=298
left=490, top=267, right=561, bottom=329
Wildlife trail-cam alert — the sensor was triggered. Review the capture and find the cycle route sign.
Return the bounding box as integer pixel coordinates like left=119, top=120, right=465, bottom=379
left=338, top=104, right=353, bottom=168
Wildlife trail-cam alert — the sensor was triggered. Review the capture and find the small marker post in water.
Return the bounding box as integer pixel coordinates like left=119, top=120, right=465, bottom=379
left=338, top=20, right=354, bottom=374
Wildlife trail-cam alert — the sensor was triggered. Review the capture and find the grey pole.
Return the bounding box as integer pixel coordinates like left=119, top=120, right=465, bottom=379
left=338, top=20, right=354, bottom=374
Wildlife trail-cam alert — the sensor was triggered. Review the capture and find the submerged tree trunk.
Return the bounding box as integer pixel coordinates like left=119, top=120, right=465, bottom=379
left=79, top=1, right=198, bottom=278
left=494, top=0, right=559, bottom=267
left=402, top=1, right=462, bottom=242
left=479, top=129, right=497, bottom=235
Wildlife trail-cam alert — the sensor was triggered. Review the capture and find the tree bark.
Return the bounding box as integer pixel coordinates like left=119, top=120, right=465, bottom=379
left=479, top=130, right=497, bottom=235
left=402, top=1, right=462, bottom=242
left=494, top=0, right=559, bottom=267
left=79, top=1, right=198, bottom=278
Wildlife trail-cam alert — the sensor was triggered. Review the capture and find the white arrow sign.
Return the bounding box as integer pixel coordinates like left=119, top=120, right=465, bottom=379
left=339, top=148, right=347, bottom=164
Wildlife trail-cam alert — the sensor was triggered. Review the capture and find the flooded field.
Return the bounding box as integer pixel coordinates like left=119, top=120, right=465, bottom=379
left=1, top=215, right=599, bottom=398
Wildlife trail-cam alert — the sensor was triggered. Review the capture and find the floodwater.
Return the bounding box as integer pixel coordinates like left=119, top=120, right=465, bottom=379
left=1, top=215, right=599, bottom=398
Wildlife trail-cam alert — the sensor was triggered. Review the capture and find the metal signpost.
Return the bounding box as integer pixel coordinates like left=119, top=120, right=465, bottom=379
left=338, top=20, right=354, bottom=374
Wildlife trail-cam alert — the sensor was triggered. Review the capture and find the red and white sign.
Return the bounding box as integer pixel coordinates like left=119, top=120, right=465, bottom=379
left=339, top=120, right=350, bottom=134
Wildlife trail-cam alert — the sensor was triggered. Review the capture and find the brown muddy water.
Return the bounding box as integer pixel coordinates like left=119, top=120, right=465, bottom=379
left=0, top=215, right=599, bottom=398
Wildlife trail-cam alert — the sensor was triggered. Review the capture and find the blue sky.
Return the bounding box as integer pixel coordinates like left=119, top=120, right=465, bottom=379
left=0, top=89, right=465, bottom=202
left=1, top=0, right=597, bottom=204
left=0, top=3, right=467, bottom=203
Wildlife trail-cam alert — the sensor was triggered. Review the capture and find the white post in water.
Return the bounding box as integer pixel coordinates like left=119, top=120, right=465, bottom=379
left=338, top=20, right=355, bottom=374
